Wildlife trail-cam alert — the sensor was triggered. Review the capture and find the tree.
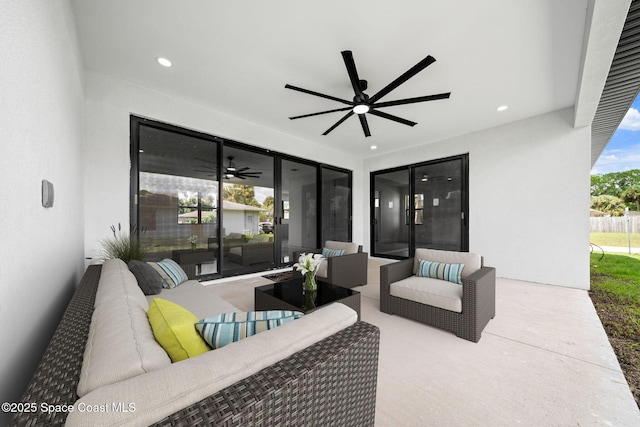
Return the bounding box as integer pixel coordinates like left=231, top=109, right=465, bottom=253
left=590, top=169, right=640, bottom=198
left=622, top=185, right=640, bottom=211
left=261, top=196, right=274, bottom=223
left=223, top=184, right=261, bottom=207
left=590, top=195, right=627, bottom=216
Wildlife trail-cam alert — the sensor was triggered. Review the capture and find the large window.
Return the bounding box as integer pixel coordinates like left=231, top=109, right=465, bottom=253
left=371, top=155, right=468, bottom=259
left=131, top=116, right=352, bottom=279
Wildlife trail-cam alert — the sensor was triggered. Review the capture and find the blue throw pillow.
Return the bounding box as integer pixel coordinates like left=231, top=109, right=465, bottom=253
left=322, top=247, right=345, bottom=258
left=147, top=259, right=189, bottom=289
left=195, top=310, right=304, bottom=349
left=417, top=259, right=465, bottom=285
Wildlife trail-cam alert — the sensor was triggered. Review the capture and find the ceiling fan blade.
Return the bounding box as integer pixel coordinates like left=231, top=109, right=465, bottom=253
left=368, top=109, right=417, bottom=127
left=369, top=55, right=436, bottom=104
left=289, top=106, right=353, bottom=120
left=358, top=114, right=371, bottom=137
left=323, top=111, right=354, bottom=135
left=342, top=50, right=365, bottom=97
left=235, top=167, right=250, bottom=172
left=285, top=84, right=353, bottom=106
left=373, top=92, right=451, bottom=109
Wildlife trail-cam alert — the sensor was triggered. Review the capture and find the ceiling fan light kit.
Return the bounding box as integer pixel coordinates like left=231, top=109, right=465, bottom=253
left=285, top=50, right=451, bottom=137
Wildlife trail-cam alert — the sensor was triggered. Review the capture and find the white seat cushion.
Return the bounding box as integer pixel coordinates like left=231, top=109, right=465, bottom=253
left=390, top=275, right=462, bottom=313
left=147, top=280, right=240, bottom=319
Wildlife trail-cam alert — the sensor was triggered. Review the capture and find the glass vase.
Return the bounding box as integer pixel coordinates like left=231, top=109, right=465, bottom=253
left=303, top=272, right=317, bottom=292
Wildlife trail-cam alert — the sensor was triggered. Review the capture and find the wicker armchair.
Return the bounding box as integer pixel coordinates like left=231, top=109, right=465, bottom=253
left=380, top=249, right=496, bottom=342
left=294, top=240, right=368, bottom=289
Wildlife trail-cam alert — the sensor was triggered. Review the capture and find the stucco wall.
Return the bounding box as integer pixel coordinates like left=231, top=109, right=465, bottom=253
left=364, top=108, right=591, bottom=289
left=0, top=1, right=85, bottom=423
left=84, top=70, right=590, bottom=289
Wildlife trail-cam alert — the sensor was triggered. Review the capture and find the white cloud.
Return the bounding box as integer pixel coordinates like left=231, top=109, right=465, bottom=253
left=619, top=108, right=640, bottom=130
left=591, top=143, right=640, bottom=174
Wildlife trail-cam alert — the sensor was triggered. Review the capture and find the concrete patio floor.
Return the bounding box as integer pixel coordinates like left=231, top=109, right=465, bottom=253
left=207, top=259, right=640, bottom=425
left=358, top=259, right=640, bottom=426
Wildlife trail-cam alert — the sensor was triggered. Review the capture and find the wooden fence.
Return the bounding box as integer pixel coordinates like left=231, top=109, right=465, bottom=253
left=590, top=216, right=640, bottom=233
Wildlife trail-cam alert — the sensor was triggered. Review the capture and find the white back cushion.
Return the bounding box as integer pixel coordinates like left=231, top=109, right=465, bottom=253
left=77, top=259, right=171, bottom=397
left=324, top=240, right=359, bottom=255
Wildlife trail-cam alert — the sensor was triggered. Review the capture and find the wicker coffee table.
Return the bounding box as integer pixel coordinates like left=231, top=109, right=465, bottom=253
left=255, top=275, right=361, bottom=320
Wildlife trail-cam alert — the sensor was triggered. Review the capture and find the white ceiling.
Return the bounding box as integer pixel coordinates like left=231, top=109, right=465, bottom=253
left=70, top=0, right=590, bottom=158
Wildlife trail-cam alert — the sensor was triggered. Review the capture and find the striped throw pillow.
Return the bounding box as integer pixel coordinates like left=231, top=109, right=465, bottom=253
left=417, top=259, right=465, bottom=284
left=148, top=259, right=189, bottom=289
left=195, top=310, right=304, bottom=350
left=322, top=247, right=345, bottom=258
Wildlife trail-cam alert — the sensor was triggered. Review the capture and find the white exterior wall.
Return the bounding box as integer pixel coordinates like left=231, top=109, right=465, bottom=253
left=84, top=70, right=591, bottom=289
left=364, top=108, right=591, bottom=289
left=83, top=71, right=364, bottom=261
left=0, top=1, right=85, bottom=422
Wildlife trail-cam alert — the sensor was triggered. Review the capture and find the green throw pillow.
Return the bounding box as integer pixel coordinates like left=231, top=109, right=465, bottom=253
left=195, top=310, right=303, bottom=350
left=416, top=259, right=465, bottom=284
left=147, top=298, right=210, bottom=362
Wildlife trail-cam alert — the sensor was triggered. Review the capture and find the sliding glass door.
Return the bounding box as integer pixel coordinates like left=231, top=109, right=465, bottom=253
left=321, top=167, right=352, bottom=244
left=221, top=147, right=275, bottom=276
left=131, top=116, right=353, bottom=279
left=371, top=168, right=410, bottom=258
left=135, top=123, right=220, bottom=277
left=413, top=156, right=467, bottom=251
left=371, top=155, right=468, bottom=258
left=279, top=159, right=318, bottom=264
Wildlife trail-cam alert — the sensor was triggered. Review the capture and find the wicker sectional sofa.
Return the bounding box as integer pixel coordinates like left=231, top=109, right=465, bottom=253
left=11, top=259, right=380, bottom=426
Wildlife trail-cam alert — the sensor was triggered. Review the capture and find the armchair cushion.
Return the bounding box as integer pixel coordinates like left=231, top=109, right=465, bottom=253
left=322, top=247, right=345, bottom=258
left=416, top=259, right=464, bottom=284
left=324, top=240, right=359, bottom=255
left=413, top=248, right=481, bottom=279
left=390, top=275, right=463, bottom=313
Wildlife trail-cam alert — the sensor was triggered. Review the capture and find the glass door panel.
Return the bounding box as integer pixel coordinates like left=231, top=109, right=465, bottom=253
left=138, top=125, right=219, bottom=278
left=279, top=159, right=317, bottom=264
left=413, top=157, right=466, bottom=251
left=372, top=169, right=410, bottom=258
left=321, top=167, right=352, bottom=244
left=221, top=147, right=275, bottom=275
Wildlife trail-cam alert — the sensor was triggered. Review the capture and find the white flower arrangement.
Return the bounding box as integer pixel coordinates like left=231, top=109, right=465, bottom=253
left=187, top=236, right=199, bottom=244
left=293, top=252, right=324, bottom=276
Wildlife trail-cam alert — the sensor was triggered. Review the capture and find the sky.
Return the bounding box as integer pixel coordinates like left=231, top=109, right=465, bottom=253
left=591, top=95, right=640, bottom=175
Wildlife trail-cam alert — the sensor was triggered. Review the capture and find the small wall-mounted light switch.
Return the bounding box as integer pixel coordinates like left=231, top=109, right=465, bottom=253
left=433, top=198, right=439, bottom=207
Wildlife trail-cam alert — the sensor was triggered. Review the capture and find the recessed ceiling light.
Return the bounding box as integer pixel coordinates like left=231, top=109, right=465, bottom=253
left=370, top=145, right=377, bottom=150
left=157, top=57, right=172, bottom=67
left=496, top=105, right=508, bottom=112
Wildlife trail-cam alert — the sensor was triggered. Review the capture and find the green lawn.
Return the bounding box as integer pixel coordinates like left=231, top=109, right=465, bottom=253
left=590, top=252, right=640, bottom=349
left=591, top=252, right=640, bottom=303
left=590, top=232, right=640, bottom=248
left=590, top=252, right=640, bottom=406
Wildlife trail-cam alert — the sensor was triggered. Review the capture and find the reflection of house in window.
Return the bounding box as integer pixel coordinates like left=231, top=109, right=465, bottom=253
left=178, top=191, right=217, bottom=224
left=222, top=201, right=266, bottom=236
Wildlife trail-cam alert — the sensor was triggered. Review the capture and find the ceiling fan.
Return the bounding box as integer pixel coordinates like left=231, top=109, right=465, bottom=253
left=222, top=156, right=262, bottom=180
left=285, top=50, right=451, bottom=137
